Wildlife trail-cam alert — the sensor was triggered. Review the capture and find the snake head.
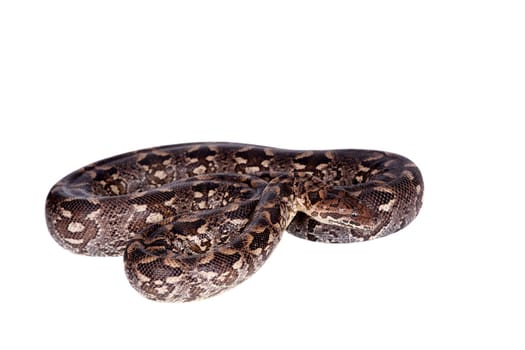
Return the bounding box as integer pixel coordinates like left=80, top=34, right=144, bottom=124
left=307, top=189, right=376, bottom=229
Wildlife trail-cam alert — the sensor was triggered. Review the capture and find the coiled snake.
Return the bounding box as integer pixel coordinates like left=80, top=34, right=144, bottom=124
left=45, top=142, right=424, bottom=302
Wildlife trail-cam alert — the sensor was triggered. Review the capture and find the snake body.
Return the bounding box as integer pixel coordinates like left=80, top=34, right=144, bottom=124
left=45, top=142, right=424, bottom=302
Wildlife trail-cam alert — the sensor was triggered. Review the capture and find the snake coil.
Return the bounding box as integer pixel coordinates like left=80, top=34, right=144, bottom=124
left=46, top=143, right=423, bottom=302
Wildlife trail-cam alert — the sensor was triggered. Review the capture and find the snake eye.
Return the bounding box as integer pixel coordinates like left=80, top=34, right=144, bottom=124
left=351, top=211, right=359, bottom=218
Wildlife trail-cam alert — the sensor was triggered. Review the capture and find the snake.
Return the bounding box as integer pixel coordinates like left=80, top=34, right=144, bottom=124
left=45, top=142, right=424, bottom=302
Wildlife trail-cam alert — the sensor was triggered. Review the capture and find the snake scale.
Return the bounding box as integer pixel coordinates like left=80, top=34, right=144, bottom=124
left=45, top=142, right=424, bottom=302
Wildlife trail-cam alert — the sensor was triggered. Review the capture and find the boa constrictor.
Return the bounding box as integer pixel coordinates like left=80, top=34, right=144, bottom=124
left=45, top=142, right=424, bottom=302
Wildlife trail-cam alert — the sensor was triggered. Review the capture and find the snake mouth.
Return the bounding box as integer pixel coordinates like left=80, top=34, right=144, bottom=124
left=308, top=190, right=377, bottom=230
left=317, top=212, right=377, bottom=230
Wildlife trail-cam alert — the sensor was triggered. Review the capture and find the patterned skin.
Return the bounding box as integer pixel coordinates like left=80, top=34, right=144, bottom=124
left=46, top=143, right=424, bottom=302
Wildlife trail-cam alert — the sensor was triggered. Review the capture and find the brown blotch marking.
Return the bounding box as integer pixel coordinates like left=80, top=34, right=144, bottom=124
left=295, top=151, right=314, bottom=159
left=61, top=198, right=101, bottom=213
left=138, top=153, right=171, bottom=167
left=364, top=152, right=384, bottom=162
left=137, top=259, right=183, bottom=281
left=263, top=206, right=281, bottom=226
left=324, top=151, right=335, bottom=160
left=234, top=148, right=271, bottom=167
left=231, top=235, right=250, bottom=250
left=307, top=191, right=322, bottom=204
left=202, top=251, right=242, bottom=273
left=263, top=148, right=275, bottom=156
left=294, top=152, right=334, bottom=172
left=186, top=146, right=217, bottom=161
left=249, top=228, right=271, bottom=250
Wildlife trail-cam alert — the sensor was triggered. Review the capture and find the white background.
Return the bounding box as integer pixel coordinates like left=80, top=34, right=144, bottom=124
left=1, top=1, right=524, bottom=349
